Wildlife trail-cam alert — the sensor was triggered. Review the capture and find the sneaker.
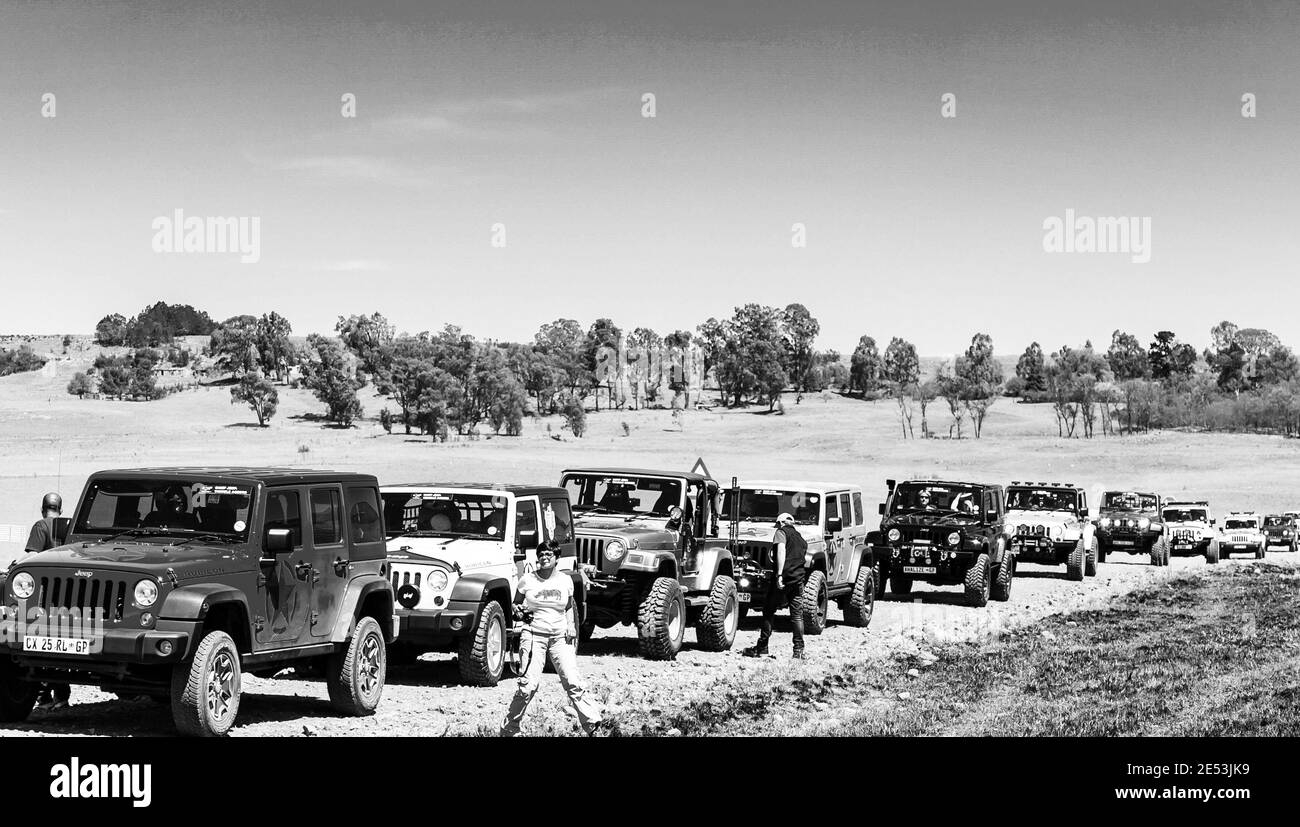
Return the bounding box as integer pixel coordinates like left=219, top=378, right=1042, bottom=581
left=742, top=646, right=768, bottom=658
left=792, top=650, right=806, bottom=660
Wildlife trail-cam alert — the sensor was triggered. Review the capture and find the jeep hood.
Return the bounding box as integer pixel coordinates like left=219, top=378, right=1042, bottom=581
left=1099, top=509, right=1157, bottom=520
left=17, top=541, right=249, bottom=579
left=573, top=516, right=676, bottom=543
left=387, top=536, right=501, bottom=569
left=732, top=521, right=819, bottom=544
left=1005, top=510, right=1078, bottom=528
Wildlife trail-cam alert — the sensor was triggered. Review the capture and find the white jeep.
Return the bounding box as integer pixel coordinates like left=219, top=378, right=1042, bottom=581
left=1003, top=482, right=1097, bottom=581
left=380, top=484, right=582, bottom=686
left=1162, top=501, right=1220, bottom=563
left=1219, top=512, right=1265, bottom=560
left=722, top=481, right=875, bottom=631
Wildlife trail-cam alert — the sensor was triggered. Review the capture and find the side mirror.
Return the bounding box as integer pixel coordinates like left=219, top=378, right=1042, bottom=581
left=52, top=517, right=71, bottom=545
left=877, top=503, right=885, bottom=516
left=666, top=505, right=684, bottom=531
left=1210, top=518, right=1216, bottom=525
left=1080, top=508, right=1090, bottom=518
left=265, top=528, right=293, bottom=553
left=825, top=517, right=843, bottom=535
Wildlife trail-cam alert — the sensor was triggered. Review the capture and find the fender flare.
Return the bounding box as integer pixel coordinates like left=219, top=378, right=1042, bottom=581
left=331, top=576, right=395, bottom=643
left=159, top=584, right=251, bottom=623
left=449, top=572, right=512, bottom=606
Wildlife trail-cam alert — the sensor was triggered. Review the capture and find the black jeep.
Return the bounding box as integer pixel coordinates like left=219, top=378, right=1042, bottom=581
left=1095, top=491, right=1169, bottom=566
left=869, top=479, right=1013, bottom=607
left=0, top=468, right=395, bottom=736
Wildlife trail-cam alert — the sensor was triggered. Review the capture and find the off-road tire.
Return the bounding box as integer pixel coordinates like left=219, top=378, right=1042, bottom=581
left=1161, top=537, right=1172, bottom=566
left=1067, top=539, right=1086, bottom=582
left=170, top=629, right=241, bottom=737
left=458, top=601, right=507, bottom=686
left=696, top=575, right=739, bottom=651
left=991, top=554, right=1014, bottom=602
left=1149, top=540, right=1164, bottom=567
left=1206, top=540, right=1220, bottom=564
left=1085, top=536, right=1099, bottom=577
left=1096, top=543, right=1108, bottom=564
left=801, top=570, right=829, bottom=635
left=965, top=553, right=991, bottom=608
left=0, top=661, right=38, bottom=723
left=326, top=615, right=386, bottom=715
left=890, top=573, right=913, bottom=595
left=873, top=560, right=888, bottom=599
left=637, top=577, right=686, bottom=660
left=843, top=565, right=875, bottom=627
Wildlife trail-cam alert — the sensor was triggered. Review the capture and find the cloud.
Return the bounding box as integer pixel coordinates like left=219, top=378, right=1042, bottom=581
left=272, top=155, right=442, bottom=188
left=372, top=87, right=625, bottom=140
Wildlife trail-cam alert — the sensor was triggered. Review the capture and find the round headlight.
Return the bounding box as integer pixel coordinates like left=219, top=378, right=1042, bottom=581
left=11, top=573, right=35, bottom=600
left=134, top=579, right=159, bottom=608
left=1100, top=518, right=1112, bottom=528
left=887, top=528, right=901, bottom=543
left=426, top=569, right=449, bottom=592
left=1138, top=518, right=1151, bottom=530
left=604, top=540, right=627, bottom=562
left=946, top=531, right=961, bottom=546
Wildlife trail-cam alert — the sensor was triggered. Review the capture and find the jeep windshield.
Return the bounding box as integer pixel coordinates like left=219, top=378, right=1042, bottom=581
left=890, top=482, right=982, bottom=516
left=381, top=491, right=509, bottom=540
left=1263, top=516, right=1291, bottom=527
left=1103, top=492, right=1158, bottom=512
left=74, top=478, right=255, bottom=541
left=1163, top=509, right=1208, bottom=523
left=563, top=474, right=683, bottom=517
left=1224, top=519, right=1258, bottom=530
left=1006, top=487, right=1077, bottom=512
left=722, top=488, right=821, bottom=525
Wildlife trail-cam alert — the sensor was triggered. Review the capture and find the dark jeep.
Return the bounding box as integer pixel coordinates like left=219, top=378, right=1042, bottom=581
left=1263, top=514, right=1298, bottom=553
left=561, top=468, right=736, bottom=660
left=0, top=468, right=395, bottom=736
left=1095, top=491, right=1169, bottom=566
left=869, top=479, right=1013, bottom=607
left=1003, top=482, right=1097, bottom=581
left=380, top=483, right=583, bottom=686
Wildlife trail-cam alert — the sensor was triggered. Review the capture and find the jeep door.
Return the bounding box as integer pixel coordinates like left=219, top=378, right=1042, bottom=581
left=305, top=485, right=348, bottom=639
left=540, top=494, right=577, bottom=570
left=827, top=491, right=861, bottom=586
left=513, top=496, right=541, bottom=579
left=258, top=487, right=312, bottom=645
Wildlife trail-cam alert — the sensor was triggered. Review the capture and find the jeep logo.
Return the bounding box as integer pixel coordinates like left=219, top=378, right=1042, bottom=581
left=74, top=570, right=94, bottom=578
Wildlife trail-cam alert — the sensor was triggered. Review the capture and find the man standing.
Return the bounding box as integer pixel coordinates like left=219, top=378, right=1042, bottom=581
left=24, top=492, right=73, bottom=710
left=744, top=512, right=806, bottom=659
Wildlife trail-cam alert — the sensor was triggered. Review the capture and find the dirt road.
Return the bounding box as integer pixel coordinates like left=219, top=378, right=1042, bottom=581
left=5, top=551, right=1289, bottom=737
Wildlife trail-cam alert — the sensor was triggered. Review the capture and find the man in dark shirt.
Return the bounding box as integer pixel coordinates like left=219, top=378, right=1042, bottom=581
left=141, top=485, right=199, bottom=530
left=24, top=493, right=73, bottom=710
left=744, top=512, right=807, bottom=659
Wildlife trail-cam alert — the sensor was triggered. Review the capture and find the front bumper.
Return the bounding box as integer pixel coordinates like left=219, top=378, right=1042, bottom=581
left=1007, top=536, right=1071, bottom=564
left=1096, top=530, right=1155, bottom=551
left=877, top=544, right=977, bottom=584
left=0, top=618, right=199, bottom=668
left=1264, top=534, right=1295, bottom=547
left=395, top=601, right=478, bottom=642
left=1220, top=542, right=1262, bottom=556
left=1169, top=536, right=1211, bottom=554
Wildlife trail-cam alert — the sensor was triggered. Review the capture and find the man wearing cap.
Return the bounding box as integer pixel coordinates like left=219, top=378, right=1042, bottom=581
left=24, top=493, right=73, bottom=710
left=744, top=512, right=807, bottom=659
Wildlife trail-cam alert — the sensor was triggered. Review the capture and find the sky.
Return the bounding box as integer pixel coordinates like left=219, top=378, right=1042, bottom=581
left=1, top=0, right=1298, bottom=357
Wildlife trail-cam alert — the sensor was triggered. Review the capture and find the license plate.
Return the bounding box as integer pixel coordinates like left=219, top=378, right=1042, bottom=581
left=902, top=566, right=936, bottom=574
left=1232, top=545, right=1246, bottom=550
left=1112, top=540, right=1134, bottom=546
left=1174, top=544, right=1191, bottom=550
left=23, top=636, right=91, bottom=655
left=737, top=592, right=751, bottom=603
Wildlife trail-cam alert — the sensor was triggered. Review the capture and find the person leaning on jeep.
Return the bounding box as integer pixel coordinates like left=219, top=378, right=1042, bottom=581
left=744, top=512, right=806, bottom=659
left=24, top=492, right=72, bottom=711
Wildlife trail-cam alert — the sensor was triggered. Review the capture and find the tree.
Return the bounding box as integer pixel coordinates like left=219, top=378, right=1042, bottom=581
left=625, top=327, right=663, bottom=408
left=230, top=372, right=279, bottom=426
left=95, top=314, right=129, bottom=346
left=955, top=333, right=1003, bottom=437
left=209, top=316, right=260, bottom=376
left=913, top=378, right=939, bottom=438
left=1106, top=330, right=1149, bottom=381
left=780, top=303, right=820, bottom=393
left=1149, top=331, right=1197, bottom=383
left=535, top=318, right=588, bottom=398
left=560, top=396, right=587, bottom=437
left=488, top=374, right=529, bottom=435
left=1014, top=342, right=1046, bottom=396
left=301, top=334, right=365, bottom=427
left=66, top=372, right=92, bottom=397
left=850, top=335, right=881, bottom=394
left=584, top=318, right=623, bottom=411
left=255, top=312, right=293, bottom=381
left=935, top=363, right=966, bottom=438
left=414, top=368, right=466, bottom=440
left=881, top=337, right=920, bottom=388
left=335, top=312, right=395, bottom=376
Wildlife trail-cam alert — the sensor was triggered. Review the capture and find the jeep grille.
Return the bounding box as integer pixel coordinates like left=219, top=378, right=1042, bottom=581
left=1229, top=534, right=1252, bottom=543
left=1015, top=524, right=1049, bottom=536
left=34, top=575, right=129, bottom=623
left=391, top=569, right=426, bottom=590
left=734, top=542, right=773, bottom=569
left=893, top=526, right=942, bottom=544
left=1173, top=528, right=1197, bottom=541
left=575, top=537, right=607, bottom=568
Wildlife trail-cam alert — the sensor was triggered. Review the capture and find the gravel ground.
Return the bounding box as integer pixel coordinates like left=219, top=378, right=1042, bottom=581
left=6, top=551, right=1290, bottom=737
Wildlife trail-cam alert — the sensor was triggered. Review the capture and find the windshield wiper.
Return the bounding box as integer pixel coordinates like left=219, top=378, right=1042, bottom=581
left=95, top=527, right=172, bottom=544
left=169, top=533, right=242, bottom=548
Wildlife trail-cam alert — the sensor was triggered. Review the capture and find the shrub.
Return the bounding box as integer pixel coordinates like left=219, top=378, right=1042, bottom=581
left=230, top=372, right=279, bottom=426
left=561, top=397, right=586, bottom=438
